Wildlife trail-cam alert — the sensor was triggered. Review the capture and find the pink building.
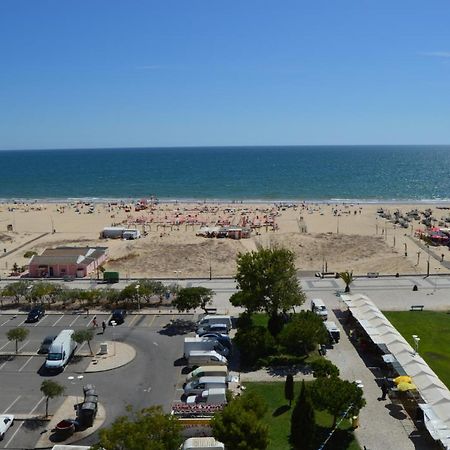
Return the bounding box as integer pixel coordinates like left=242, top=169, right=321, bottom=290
left=28, top=246, right=108, bottom=278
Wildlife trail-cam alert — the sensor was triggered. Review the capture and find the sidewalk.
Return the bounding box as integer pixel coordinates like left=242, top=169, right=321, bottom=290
left=85, top=340, right=136, bottom=372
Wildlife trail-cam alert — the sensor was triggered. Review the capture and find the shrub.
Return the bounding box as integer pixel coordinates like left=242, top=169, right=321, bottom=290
left=24, top=251, right=37, bottom=258
left=234, top=325, right=276, bottom=368
left=310, top=358, right=340, bottom=378
left=259, top=354, right=305, bottom=367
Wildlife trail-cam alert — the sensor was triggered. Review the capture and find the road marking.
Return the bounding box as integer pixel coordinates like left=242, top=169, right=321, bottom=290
left=1, top=318, right=13, bottom=326
left=69, top=315, right=81, bottom=327
left=18, top=318, right=26, bottom=326
left=0, top=356, right=14, bottom=370
left=127, top=315, right=139, bottom=327
left=147, top=315, right=157, bottom=327
left=153, top=342, right=159, bottom=346
left=2, top=395, right=21, bottom=414
left=52, top=315, right=65, bottom=327
left=0, top=341, right=11, bottom=350
left=34, top=315, right=48, bottom=327
left=18, top=356, right=34, bottom=372
left=4, top=397, right=45, bottom=448
left=18, top=340, right=30, bottom=352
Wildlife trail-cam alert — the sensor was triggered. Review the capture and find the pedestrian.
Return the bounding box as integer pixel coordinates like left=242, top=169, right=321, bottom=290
left=92, top=316, right=98, bottom=328
left=102, top=321, right=106, bottom=334
left=380, top=378, right=389, bottom=400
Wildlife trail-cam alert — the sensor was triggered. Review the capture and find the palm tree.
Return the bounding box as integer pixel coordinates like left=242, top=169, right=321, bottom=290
left=339, top=271, right=353, bottom=293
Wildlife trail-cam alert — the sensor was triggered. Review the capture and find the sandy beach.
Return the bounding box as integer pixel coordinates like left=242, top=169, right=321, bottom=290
left=0, top=200, right=448, bottom=279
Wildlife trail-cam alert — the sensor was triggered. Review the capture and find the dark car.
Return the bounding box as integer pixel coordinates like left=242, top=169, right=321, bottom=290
left=109, top=309, right=126, bottom=325
left=38, top=335, right=56, bottom=354
left=200, top=333, right=232, bottom=350
left=26, top=306, right=45, bottom=323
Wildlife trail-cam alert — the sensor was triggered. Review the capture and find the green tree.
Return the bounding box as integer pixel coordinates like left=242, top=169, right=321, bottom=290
left=234, top=325, right=276, bottom=368
left=29, top=282, right=63, bottom=307
left=119, top=280, right=166, bottom=307
left=285, top=374, right=294, bottom=407
left=72, top=329, right=95, bottom=355
left=40, top=380, right=65, bottom=417
left=231, top=247, right=305, bottom=335
left=92, top=405, right=182, bottom=450
left=7, top=327, right=29, bottom=353
left=172, top=286, right=214, bottom=313
left=310, top=358, right=340, bottom=378
left=339, top=271, right=353, bottom=293
left=291, top=380, right=316, bottom=450
left=311, top=376, right=366, bottom=426
left=211, top=392, right=269, bottom=450
left=278, top=311, right=328, bottom=356
left=1, top=281, right=31, bottom=304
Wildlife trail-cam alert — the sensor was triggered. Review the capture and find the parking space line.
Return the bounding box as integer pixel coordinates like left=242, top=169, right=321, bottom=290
left=2, top=395, right=21, bottom=414
left=1, top=318, right=14, bottom=326
left=52, top=315, right=65, bottom=327
left=127, top=315, right=139, bottom=327
left=69, top=315, right=81, bottom=327
left=0, top=356, right=13, bottom=371
left=19, top=356, right=34, bottom=372
left=147, top=315, right=158, bottom=327
left=4, top=397, right=45, bottom=448
left=18, top=340, right=30, bottom=352
left=0, top=341, right=11, bottom=350
left=18, top=318, right=26, bottom=326
left=34, top=315, right=48, bottom=327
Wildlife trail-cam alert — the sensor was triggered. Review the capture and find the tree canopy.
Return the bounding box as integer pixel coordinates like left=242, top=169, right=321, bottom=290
left=211, top=392, right=269, bottom=450
left=311, top=376, right=365, bottom=426
left=172, top=286, right=214, bottom=313
left=231, top=247, right=305, bottom=318
left=278, top=311, right=328, bottom=356
left=7, top=327, right=29, bottom=353
left=92, top=405, right=182, bottom=450
left=291, top=380, right=316, bottom=450
left=40, top=380, right=65, bottom=417
left=73, top=328, right=95, bottom=355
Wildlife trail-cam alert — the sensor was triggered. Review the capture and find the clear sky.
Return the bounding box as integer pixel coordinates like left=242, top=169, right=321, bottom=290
left=1, top=1, right=450, bottom=149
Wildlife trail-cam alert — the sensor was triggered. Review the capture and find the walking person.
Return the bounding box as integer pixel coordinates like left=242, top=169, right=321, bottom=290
left=102, top=321, right=106, bottom=334
left=380, top=378, right=389, bottom=401
left=92, top=316, right=98, bottom=328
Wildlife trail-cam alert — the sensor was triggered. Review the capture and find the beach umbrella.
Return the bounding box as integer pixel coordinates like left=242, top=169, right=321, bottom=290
left=394, top=375, right=412, bottom=385
left=397, top=381, right=417, bottom=392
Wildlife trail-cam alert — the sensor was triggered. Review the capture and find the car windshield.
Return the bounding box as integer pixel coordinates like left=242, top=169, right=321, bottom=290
left=47, top=352, right=62, bottom=361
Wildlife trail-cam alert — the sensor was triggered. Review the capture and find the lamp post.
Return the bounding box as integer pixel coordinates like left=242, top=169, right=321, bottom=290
left=135, top=284, right=140, bottom=312
left=412, top=334, right=420, bottom=356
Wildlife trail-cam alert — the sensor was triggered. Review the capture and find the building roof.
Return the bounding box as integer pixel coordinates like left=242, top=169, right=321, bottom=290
left=29, top=247, right=107, bottom=266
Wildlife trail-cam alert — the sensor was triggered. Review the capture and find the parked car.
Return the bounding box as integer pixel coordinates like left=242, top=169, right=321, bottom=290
left=26, top=306, right=45, bottom=323
left=38, top=335, right=57, bottom=354
left=200, top=333, right=232, bottom=350
left=197, top=324, right=229, bottom=336
left=109, top=309, right=127, bottom=325
left=0, top=415, right=14, bottom=440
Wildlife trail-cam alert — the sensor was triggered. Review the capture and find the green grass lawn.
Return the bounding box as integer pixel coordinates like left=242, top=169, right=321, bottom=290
left=383, top=311, right=450, bottom=389
left=244, top=382, right=360, bottom=450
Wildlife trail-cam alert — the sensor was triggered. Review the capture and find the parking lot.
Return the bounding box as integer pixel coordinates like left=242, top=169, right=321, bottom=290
left=0, top=311, right=194, bottom=449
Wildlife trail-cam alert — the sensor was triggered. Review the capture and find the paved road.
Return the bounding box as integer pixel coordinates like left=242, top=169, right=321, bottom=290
left=0, top=312, right=193, bottom=449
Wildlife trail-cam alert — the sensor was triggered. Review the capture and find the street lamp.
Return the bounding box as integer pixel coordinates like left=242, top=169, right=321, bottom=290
left=135, top=284, right=140, bottom=311
left=412, top=334, right=420, bottom=355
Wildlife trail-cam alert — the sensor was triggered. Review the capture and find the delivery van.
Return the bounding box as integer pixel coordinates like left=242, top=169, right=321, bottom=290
left=186, top=387, right=227, bottom=405
left=181, top=437, right=225, bottom=450
left=45, top=329, right=77, bottom=371
left=187, top=350, right=228, bottom=368
left=186, top=366, right=229, bottom=383
left=197, top=315, right=232, bottom=331
left=184, top=376, right=228, bottom=396
left=311, top=298, right=328, bottom=320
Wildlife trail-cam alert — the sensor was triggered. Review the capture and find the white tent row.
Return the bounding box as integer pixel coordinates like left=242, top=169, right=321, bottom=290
left=341, top=294, right=450, bottom=448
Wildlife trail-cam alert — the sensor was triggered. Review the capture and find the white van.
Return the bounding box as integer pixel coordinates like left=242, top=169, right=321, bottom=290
left=184, top=337, right=229, bottom=358
left=184, top=376, right=228, bottom=396
left=197, top=315, right=232, bottom=331
left=186, top=366, right=229, bottom=383
left=45, top=329, right=77, bottom=371
left=187, top=350, right=227, bottom=368
left=182, top=437, right=225, bottom=450
left=311, top=298, right=328, bottom=321
left=186, top=387, right=227, bottom=405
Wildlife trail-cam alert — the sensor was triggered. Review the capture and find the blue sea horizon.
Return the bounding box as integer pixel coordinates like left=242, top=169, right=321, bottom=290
left=1, top=145, right=450, bottom=201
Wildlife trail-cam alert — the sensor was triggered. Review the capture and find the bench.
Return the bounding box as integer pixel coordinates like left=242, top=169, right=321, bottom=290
left=204, top=307, right=217, bottom=315
left=410, top=305, right=424, bottom=311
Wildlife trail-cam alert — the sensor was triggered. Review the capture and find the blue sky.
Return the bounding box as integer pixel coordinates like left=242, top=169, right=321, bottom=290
left=1, top=1, right=450, bottom=149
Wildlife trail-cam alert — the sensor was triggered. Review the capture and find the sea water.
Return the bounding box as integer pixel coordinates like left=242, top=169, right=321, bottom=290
left=0, top=145, right=449, bottom=202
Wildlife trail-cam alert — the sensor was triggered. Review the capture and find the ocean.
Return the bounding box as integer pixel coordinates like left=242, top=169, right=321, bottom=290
left=1, top=145, right=449, bottom=202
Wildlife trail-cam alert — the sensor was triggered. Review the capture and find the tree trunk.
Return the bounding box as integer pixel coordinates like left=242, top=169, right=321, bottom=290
left=345, top=285, right=350, bottom=293
left=45, top=397, right=49, bottom=417
left=15, top=339, right=18, bottom=354
left=87, top=341, right=93, bottom=355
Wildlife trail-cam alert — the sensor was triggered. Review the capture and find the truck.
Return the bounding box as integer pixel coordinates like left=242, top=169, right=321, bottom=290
left=186, top=388, right=227, bottom=405
left=45, top=329, right=77, bottom=371
left=103, top=271, right=119, bottom=284
left=181, top=437, right=225, bottom=450
left=183, top=337, right=229, bottom=359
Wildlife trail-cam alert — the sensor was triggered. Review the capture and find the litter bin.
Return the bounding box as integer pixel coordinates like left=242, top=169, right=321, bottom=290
left=79, top=402, right=98, bottom=427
